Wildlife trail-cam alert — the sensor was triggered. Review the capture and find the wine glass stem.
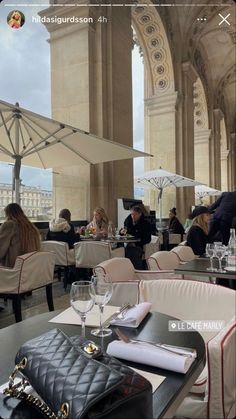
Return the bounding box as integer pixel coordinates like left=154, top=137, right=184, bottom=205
left=99, top=305, right=104, bottom=332
left=219, top=259, right=222, bottom=271
left=210, top=257, right=214, bottom=270
left=80, top=314, right=86, bottom=337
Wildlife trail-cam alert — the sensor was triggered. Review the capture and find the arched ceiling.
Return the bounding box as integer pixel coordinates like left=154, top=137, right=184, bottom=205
left=143, top=0, right=235, bottom=132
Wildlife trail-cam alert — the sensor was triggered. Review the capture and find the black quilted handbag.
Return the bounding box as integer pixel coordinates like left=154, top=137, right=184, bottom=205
left=2, top=329, right=153, bottom=419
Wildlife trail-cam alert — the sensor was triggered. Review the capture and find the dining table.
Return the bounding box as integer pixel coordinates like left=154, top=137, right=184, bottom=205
left=0, top=309, right=205, bottom=419
left=174, top=257, right=236, bottom=288
left=80, top=234, right=140, bottom=244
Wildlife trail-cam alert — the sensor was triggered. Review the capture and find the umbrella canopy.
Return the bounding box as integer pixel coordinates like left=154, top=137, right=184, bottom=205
left=195, top=185, right=221, bottom=203
left=0, top=99, right=151, bottom=203
left=136, top=168, right=202, bottom=225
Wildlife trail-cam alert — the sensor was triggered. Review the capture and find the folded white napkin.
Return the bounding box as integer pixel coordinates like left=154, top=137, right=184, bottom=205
left=107, top=340, right=195, bottom=374
left=111, top=302, right=152, bottom=328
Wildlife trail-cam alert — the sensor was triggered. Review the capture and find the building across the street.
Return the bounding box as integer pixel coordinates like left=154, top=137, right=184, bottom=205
left=0, top=183, right=52, bottom=220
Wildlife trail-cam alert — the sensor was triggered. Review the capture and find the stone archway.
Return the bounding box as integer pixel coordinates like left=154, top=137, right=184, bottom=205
left=132, top=4, right=176, bottom=217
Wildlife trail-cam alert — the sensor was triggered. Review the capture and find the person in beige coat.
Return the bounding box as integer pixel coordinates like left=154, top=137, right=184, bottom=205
left=0, top=203, right=40, bottom=268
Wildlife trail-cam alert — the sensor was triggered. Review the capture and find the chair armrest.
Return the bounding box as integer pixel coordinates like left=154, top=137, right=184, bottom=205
left=0, top=267, right=20, bottom=293
left=207, top=317, right=236, bottom=418
left=134, top=270, right=182, bottom=281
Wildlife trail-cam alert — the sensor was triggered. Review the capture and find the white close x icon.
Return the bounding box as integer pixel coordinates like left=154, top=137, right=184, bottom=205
left=218, top=13, right=231, bottom=26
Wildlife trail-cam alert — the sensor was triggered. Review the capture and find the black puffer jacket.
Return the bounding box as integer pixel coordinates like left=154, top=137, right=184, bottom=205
left=46, top=218, right=80, bottom=249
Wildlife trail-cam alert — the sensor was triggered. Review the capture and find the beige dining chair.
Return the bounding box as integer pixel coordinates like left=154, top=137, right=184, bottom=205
left=147, top=250, right=180, bottom=271
left=40, top=240, right=75, bottom=289
left=0, top=251, right=56, bottom=322
left=171, top=245, right=195, bottom=262
left=139, top=279, right=236, bottom=418
left=74, top=241, right=124, bottom=270
left=143, top=235, right=160, bottom=260
left=94, top=257, right=174, bottom=306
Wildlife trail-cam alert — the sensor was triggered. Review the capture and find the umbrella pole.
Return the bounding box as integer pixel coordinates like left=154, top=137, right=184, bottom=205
left=14, top=109, right=21, bottom=204
left=158, top=188, right=163, bottom=229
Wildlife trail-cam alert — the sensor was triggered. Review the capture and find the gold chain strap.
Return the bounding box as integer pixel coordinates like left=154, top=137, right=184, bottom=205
left=3, top=358, right=69, bottom=419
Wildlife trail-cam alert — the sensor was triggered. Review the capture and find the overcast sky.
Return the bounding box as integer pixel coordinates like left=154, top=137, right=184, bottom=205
left=0, top=1, right=144, bottom=191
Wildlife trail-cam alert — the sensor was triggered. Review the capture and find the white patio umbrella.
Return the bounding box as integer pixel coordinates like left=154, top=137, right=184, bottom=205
left=135, top=168, right=202, bottom=226
left=0, top=100, right=151, bottom=203
left=195, top=185, right=221, bottom=204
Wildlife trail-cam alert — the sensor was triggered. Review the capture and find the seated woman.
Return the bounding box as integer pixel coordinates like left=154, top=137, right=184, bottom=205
left=168, top=208, right=185, bottom=235
left=186, top=206, right=211, bottom=256
left=46, top=208, right=80, bottom=249
left=0, top=203, right=40, bottom=267
left=86, top=207, right=109, bottom=236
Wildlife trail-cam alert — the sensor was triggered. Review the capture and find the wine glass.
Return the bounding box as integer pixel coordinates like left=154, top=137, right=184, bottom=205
left=90, top=273, right=113, bottom=337
left=70, top=281, right=95, bottom=337
left=214, top=245, right=227, bottom=273
left=206, top=243, right=215, bottom=272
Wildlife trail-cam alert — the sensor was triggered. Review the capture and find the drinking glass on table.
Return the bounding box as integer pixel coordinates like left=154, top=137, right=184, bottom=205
left=90, top=273, right=113, bottom=337
left=214, top=245, right=227, bottom=273
left=206, top=243, right=216, bottom=271
left=70, top=281, right=95, bottom=337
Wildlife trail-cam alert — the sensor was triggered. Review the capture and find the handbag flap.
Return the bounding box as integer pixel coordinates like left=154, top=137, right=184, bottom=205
left=15, top=329, right=124, bottom=419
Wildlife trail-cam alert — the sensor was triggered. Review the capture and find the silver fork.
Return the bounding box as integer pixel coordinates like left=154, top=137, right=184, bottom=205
left=115, top=304, right=135, bottom=320
left=102, top=303, right=131, bottom=328
left=114, top=328, right=196, bottom=358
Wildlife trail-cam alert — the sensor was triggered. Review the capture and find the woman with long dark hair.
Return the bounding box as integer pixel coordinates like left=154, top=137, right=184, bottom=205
left=0, top=203, right=40, bottom=267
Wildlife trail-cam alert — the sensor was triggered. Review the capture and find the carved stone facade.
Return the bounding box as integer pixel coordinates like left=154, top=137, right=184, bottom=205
left=41, top=0, right=235, bottom=223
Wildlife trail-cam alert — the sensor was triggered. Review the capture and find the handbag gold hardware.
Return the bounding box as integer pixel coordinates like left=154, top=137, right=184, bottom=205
left=3, top=359, right=69, bottom=419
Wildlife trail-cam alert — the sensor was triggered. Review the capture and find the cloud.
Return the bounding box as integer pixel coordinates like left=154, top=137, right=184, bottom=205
left=0, top=4, right=145, bottom=189
left=0, top=1, right=51, bottom=116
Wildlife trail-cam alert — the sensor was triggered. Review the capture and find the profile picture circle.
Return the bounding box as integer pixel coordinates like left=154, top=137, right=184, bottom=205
left=7, top=10, right=25, bottom=29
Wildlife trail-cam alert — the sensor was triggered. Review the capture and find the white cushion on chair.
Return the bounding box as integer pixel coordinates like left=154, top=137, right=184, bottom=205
left=143, top=235, right=160, bottom=260
left=0, top=251, right=55, bottom=294
left=74, top=242, right=124, bottom=269
left=171, top=245, right=195, bottom=262
left=147, top=251, right=179, bottom=271
left=40, top=241, right=75, bottom=266
left=94, top=257, right=135, bottom=282
left=94, top=258, right=138, bottom=306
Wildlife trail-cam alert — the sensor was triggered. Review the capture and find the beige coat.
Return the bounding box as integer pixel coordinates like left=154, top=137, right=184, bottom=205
left=0, top=220, right=22, bottom=267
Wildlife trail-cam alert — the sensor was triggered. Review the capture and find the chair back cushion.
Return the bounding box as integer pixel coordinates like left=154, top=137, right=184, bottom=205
left=94, top=257, right=135, bottom=282
left=13, top=251, right=55, bottom=293
left=147, top=251, right=179, bottom=270
left=143, top=236, right=160, bottom=259
left=171, top=245, right=195, bottom=262
left=40, top=241, right=74, bottom=266
left=139, top=279, right=236, bottom=341
left=74, top=242, right=112, bottom=268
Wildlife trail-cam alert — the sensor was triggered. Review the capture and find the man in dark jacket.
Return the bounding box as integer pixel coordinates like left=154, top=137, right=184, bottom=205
left=209, top=190, right=236, bottom=245
left=123, top=205, right=152, bottom=269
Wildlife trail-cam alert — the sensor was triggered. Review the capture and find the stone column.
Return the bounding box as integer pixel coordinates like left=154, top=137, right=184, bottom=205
left=176, top=62, right=198, bottom=220
left=221, top=149, right=229, bottom=191
left=229, top=133, right=236, bottom=190
left=194, top=128, right=211, bottom=185
left=144, top=91, right=178, bottom=218
left=41, top=2, right=133, bottom=223
left=210, top=109, right=224, bottom=189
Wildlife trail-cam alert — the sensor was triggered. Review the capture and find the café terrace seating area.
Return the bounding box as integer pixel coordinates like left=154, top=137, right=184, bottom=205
left=0, top=222, right=235, bottom=419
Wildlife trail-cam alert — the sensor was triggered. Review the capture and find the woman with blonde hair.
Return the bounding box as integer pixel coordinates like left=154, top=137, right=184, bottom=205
left=87, top=207, right=109, bottom=236
left=0, top=203, right=40, bottom=267
left=186, top=206, right=212, bottom=256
